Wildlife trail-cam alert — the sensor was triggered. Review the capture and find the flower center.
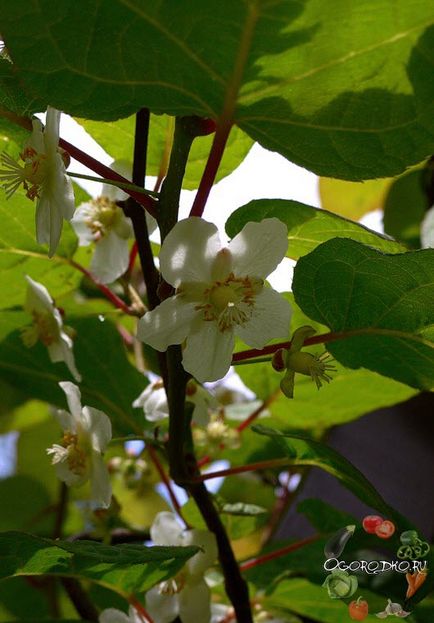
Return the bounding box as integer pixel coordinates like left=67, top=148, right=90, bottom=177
left=62, top=432, right=88, bottom=476
left=21, top=311, right=60, bottom=347
left=159, top=573, right=185, bottom=596
left=193, top=273, right=263, bottom=332
left=84, top=197, right=121, bottom=240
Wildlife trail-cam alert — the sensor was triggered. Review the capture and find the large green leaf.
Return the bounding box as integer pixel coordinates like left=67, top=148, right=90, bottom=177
left=253, top=425, right=399, bottom=520
left=226, top=199, right=405, bottom=260
left=0, top=58, right=46, bottom=117
left=0, top=531, right=198, bottom=598
left=78, top=114, right=253, bottom=190
left=0, top=191, right=80, bottom=310
left=1, top=1, right=433, bottom=179
left=292, top=239, right=434, bottom=389
left=319, top=177, right=392, bottom=221
left=0, top=314, right=147, bottom=435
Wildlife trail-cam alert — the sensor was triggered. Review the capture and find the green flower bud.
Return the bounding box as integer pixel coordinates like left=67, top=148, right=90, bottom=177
left=323, top=570, right=358, bottom=599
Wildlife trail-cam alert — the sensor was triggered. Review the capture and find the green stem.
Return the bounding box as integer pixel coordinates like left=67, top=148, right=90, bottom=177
left=67, top=171, right=159, bottom=197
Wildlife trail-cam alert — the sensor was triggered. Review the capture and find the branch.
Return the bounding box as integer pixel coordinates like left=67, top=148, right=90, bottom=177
left=239, top=535, right=320, bottom=572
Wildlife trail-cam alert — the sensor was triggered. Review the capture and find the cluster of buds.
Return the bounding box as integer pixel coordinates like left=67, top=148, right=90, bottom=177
left=108, top=455, right=150, bottom=491
left=193, top=411, right=240, bottom=454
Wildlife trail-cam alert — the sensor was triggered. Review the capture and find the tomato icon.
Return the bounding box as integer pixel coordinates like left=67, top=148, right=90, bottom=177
left=362, top=515, right=383, bottom=534
left=375, top=519, right=396, bottom=539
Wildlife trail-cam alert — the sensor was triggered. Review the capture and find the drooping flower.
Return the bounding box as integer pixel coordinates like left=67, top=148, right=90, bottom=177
left=133, top=377, right=218, bottom=426
left=47, top=382, right=112, bottom=508
left=146, top=512, right=217, bottom=623
left=272, top=325, right=335, bottom=398
left=0, top=107, right=75, bottom=256
left=376, top=599, right=411, bottom=618
left=71, top=160, right=156, bottom=284
left=420, top=205, right=434, bottom=248
left=21, top=275, right=81, bottom=382
left=137, top=218, right=291, bottom=382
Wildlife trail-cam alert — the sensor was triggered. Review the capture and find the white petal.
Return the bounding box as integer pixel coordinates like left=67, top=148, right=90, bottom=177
left=90, top=231, right=130, bottom=284
left=82, top=406, right=112, bottom=452
left=54, top=409, right=74, bottom=432
left=102, top=159, right=132, bottom=202
left=113, top=212, right=133, bottom=239
left=421, top=205, right=434, bottom=248
left=25, top=275, right=54, bottom=314
left=137, top=297, right=197, bottom=351
left=25, top=118, right=45, bottom=154
left=90, top=451, right=112, bottom=508
left=99, top=608, right=133, bottom=623
left=35, top=190, right=63, bottom=258
left=134, top=386, right=169, bottom=423
left=182, top=529, right=217, bottom=576
left=71, top=203, right=95, bottom=245
left=159, top=218, right=222, bottom=287
left=44, top=107, right=61, bottom=155
left=146, top=585, right=179, bottom=623
left=229, top=218, right=288, bottom=279
left=178, top=578, right=211, bottom=623
left=47, top=152, right=75, bottom=221
left=235, top=288, right=291, bottom=349
left=150, top=512, right=183, bottom=546
left=182, top=323, right=235, bottom=383
left=54, top=459, right=85, bottom=487
left=58, top=333, right=82, bottom=382
left=146, top=212, right=157, bottom=235
left=190, top=391, right=211, bottom=427
left=59, top=381, right=83, bottom=420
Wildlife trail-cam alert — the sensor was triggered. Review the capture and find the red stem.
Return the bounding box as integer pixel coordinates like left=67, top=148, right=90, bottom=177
left=232, top=332, right=343, bottom=364
left=147, top=445, right=183, bottom=520
left=129, top=596, right=155, bottom=623
left=59, top=137, right=157, bottom=218
left=192, top=458, right=289, bottom=482
left=189, top=121, right=232, bottom=217
left=127, top=241, right=139, bottom=274
left=239, top=535, right=320, bottom=572
left=69, top=259, right=134, bottom=315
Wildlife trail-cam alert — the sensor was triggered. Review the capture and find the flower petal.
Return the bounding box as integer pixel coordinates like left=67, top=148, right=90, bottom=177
left=235, top=288, right=291, bottom=349
left=159, top=217, right=222, bottom=287
left=25, top=118, right=45, bottom=154
left=182, top=529, right=217, bottom=576
left=102, top=159, right=131, bottom=203
left=178, top=578, right=211, bottom=623
left=35, top=190, right=64, bottom=258
left=150, top=511, right=184, bottom=546
left=146, top=585, right=179, bottom=623
left=182, top=322, right=235, bottom=383
left=48, top=152, right=75, bottom=221
left=59, top=381, right=83, bottom=420
left=25, top=275, right=55, bottom=314
left=421, top=205, right=434, bottom=248
left=133, top=385, right=169, bottom=422
left=90, top=231, right=130, bottom=284
left=55, top=409, right=74, bottom=431
left=90, top=451, right=112, bottom=508
left=44, top=107, right=61, bottom=155
left=71, top=203, right=95, bottom=245
left=229, top=218, right=288, bottom=279
left=99, top=608, right=133, bottom=623
left=137, top=296, right=197, bottom=351
left=82, top=406, right=112, bottom=452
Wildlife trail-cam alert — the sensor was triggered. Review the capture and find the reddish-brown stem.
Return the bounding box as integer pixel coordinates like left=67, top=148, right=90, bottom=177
left=189, top=121, right=232, bottom=217
left=232, top=332, right=346, bottom=364
left=236, top=393, right=279, bottom=433
left=69, top=259, right=134, bottom=315
left=59, top=138, right=157, bottom=218
left=127, top=241, right=139, bottom=274
left=147, top=445, right=183, bottom=520
left=239, top=535, right=320, bottom=572
left=192, top=458, right=289, bottom=482
left=129, top=596, right=155, bottom=623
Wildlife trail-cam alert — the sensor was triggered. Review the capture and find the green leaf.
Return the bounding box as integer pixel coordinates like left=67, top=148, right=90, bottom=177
left=226, top=199, right=405, bottom=260
left=253, top=424, right=398, bottom=520
left=292, top=238, right=434, bottom=389
left=2, top=1, right=434, bottom=179
left=0, top=476, right=51, bottom=533
left=0, top=531, right=198, bottom=598
left=319, top=177, right=392, bottom=221
left=78, top=114, right=253, bottom=190
left=0, top=58, right=46, bottom=116
left=0, top=315, right=147, bottom=436
left=264, top=578, right=385, bottom=623
left=297, top=499, right=356, bottom=533
left=0, top=191, right=80, bottom=310
left=383, top=169, right=429, bottom=248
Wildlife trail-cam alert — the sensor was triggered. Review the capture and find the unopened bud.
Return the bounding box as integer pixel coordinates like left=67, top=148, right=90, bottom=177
left=272, top=348, right=287, bottom=372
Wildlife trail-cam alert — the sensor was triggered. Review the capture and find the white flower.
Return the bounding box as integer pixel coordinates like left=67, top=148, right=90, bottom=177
left=71, top=160, right=156, bottom=284
left=137, top=218, right=291, bottom=382
left=133, top=378, right=217, bottom=426
left=47, top=382, right=112, bottom=508
left=146, top=511, right=217, bottom=623
left=421, top=205, right=434, bottom=248
left=376, top=599, right=411, bottom=618
left=0, top=107, right=75, bottom=257
left=21, top=276, right=81, bottom=382
left=99, top=606, right=142, bottom=623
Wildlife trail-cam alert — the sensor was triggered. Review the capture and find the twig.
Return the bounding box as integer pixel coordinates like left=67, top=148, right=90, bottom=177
left=239, top=535, right=320, bottom=572
left=147, top=445, right=183, bottom=519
